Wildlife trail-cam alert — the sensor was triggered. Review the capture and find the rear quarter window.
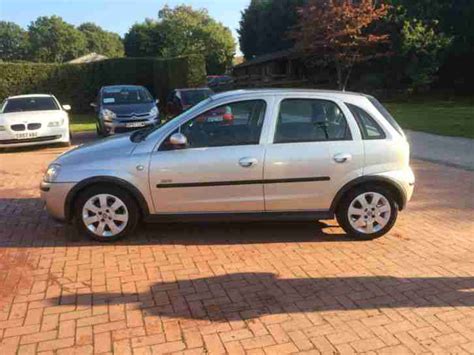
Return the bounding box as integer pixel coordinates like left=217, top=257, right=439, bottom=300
left=368, top=97, right=404, bottom=136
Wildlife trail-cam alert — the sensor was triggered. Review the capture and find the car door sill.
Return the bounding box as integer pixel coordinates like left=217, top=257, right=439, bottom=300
left=144, top=211, right=334, bottom=223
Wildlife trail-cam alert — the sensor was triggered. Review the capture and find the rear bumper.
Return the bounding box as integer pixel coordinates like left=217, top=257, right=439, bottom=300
left=40, top=181, right=76, bottom=221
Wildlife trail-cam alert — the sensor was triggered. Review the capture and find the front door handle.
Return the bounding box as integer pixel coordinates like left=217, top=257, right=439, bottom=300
left=239, top=157, right=258, bottom=168
left=333, top=153, right=352, bottom=163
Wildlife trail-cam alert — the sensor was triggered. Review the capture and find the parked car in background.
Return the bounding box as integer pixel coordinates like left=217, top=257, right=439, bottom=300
left=166, top=88, right=213, bottom=116
left=41, top=89, right=414, bottom=242
left=207, top=75, right=233, bottom=91
left=0, top=94, right=71, bottom=148
left=92, top=85, right=159, bottom=136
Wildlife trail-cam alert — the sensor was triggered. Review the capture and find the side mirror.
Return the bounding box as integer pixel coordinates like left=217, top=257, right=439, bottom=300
left=90, top=102, right=97, bottom=108
left=155, top=98, right=160, bottom=104
left=62, top=104, right=71, bottom=111
left=169, top=132, right=188, bottom=148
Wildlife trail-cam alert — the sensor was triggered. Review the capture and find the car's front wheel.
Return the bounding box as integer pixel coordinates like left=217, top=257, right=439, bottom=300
left=73, top=185, right=139, bottom=242
left=336, top=186, right=398, bottom=240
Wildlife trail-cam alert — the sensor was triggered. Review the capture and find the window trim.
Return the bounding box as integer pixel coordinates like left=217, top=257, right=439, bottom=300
left=346, top=103, right=386, bottom=140
left=159, top=99, right=267, bottom=151
left=273, top=98, right=353, bottom=144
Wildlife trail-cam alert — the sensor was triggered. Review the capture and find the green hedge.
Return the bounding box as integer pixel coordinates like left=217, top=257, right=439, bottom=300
left=0, top=55, right=206, bottom=112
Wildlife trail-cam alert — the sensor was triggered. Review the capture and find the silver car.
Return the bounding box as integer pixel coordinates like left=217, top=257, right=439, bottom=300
left=41, top=89, right=415, bottom=242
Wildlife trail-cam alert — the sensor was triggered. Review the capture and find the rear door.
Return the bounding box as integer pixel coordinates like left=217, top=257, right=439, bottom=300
left=263, top=96, right=364, bottom=211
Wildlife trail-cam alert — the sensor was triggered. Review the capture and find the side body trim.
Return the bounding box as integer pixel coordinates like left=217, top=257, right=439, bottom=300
left=156, top=176, right=330, bottom=188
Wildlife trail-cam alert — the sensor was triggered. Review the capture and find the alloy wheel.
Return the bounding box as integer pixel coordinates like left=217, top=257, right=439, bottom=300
left=347, top=192, right=391, bottom=234
left=82, top=194, right=129, bottom=237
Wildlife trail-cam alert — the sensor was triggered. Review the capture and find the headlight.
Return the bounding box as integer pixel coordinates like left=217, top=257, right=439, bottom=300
left=100, top=109, right=116, bottom=122
left=0, top=125, right=5, bottom=131
left=149, top=106, right=158, bottom=117
left=43, top=164, right=61, bottom=183
left=48, top=119, right=64, bottom=127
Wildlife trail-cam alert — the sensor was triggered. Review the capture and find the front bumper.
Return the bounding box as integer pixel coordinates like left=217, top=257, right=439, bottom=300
left=103, top=116, right=159, bottom=134
left=0, top=128, right=69, bottom=148
left=40, top=181, right=76, bottom=221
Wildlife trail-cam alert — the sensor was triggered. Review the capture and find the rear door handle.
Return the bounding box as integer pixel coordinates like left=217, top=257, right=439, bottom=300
left=333, top=153, right=352, bottom=163
left=239, top=157, right=258, bottom=168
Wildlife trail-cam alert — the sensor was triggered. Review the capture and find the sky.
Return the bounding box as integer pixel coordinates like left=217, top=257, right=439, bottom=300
left=0, top=0, right=249, bottom=54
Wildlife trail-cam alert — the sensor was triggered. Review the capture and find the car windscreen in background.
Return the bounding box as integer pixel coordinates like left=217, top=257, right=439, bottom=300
left=368, top=96, right=405, bottom=136
left=3, top=97, right=59, bottom=113
left=102, top=87, right=153, bottom=105
left=181, top=90, right=212, bottom=106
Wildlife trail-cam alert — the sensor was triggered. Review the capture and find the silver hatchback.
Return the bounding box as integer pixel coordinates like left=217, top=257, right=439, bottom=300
left=41, top=89, right=415, bottom=241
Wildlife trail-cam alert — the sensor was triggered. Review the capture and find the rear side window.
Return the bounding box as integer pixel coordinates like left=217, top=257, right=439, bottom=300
left=368, top=97, right=404, bottom=136
left=347, top=103, right=386, bottom=140
left=275, top=99, right=352, bottom=143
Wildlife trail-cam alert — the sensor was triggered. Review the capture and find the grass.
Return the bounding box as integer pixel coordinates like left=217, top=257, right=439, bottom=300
left=69, top=99, right=474, bottom=139
left=384, top=100, right=474, bottom=139
left=70, top=114, right=96, bottom=133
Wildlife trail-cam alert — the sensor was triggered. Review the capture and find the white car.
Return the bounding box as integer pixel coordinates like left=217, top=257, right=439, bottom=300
left=0, top=94, right=71, bottom=148
left=41, top=89, right=415, bottom=242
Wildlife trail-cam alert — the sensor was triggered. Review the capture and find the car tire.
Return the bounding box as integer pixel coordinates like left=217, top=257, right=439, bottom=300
left=96, top=122, right=108, bottom=137
left=336, top=185, right=398, bottom=240
left=73, top=185, right=139, bottom=242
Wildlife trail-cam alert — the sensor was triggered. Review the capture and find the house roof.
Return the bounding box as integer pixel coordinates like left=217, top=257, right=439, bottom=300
left=234, top=49, right=297, bottom=69
left=68, top=52, right=108, bottom=64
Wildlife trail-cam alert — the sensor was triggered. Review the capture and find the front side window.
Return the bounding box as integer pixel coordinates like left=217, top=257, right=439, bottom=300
left=3, top=97, right=59, bottom=113
left=274, top=99, right=351, bottom=143
left=163, top=100, right=266, bottom=149
left=347, top=103, right=386, bottom=140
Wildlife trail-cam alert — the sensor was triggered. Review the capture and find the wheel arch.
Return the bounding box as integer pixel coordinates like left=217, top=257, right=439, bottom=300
left=330, top=176, right=407, bottom=214
left=64, top=176, right=150, bottom=222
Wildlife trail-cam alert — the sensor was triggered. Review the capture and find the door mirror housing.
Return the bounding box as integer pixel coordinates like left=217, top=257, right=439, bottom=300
left=62, top=104, right=71, bottom=111
left=155, top=98, right=160, bottom=104
left=90, top=102, right=97, bottom=108
left=169, top=132, right=188, bottom=148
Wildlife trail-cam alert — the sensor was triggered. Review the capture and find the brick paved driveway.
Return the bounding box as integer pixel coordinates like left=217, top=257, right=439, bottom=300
left=0, top=136, right=473, bottom=354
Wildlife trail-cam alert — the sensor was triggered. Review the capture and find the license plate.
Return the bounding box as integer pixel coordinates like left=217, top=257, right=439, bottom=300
left=126, top=122, right=146, bottom=128
left=15, top=132, right=38, bottom=140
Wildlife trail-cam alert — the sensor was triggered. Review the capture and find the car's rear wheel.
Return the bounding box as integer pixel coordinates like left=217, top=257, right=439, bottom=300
left=73, top=185, right=139, bottom=242
left=336, top=185, right=398, bottom=240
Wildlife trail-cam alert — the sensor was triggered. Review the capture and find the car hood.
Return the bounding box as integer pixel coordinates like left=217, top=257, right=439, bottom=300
left=54, top=133, right=137, bottom=166
left=101, top=103, right=155, bottom=115
left=0, top=110, right=66, bottom=124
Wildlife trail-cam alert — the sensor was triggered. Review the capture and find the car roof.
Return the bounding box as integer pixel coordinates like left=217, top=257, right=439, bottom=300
left=176, top=87, right=212, bottom=92
left=209, top=89, right=369, bottom=102
left=7, top=94, right=55, bottom=99
left=101, top=85, right=145, bottom=90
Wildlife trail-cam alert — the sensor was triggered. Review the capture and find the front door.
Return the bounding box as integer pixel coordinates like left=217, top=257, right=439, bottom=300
left=263, top=97, right=364, bottom=211
left=149, top=99, right=268, bottom=213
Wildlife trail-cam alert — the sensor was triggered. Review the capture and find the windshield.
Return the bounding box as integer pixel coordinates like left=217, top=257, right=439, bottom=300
left=102, top=87, right=153, bottom=105
left=130, top=97, right=213, bottom=142
left=181, top=89, right=212, bottom=106
left=3, top=97, right=59, bottom=113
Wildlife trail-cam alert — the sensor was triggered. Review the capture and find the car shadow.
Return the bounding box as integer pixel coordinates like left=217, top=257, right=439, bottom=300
left=46, top=272, right=474, bottom=321
left=0, top=197, right=354, bottom=248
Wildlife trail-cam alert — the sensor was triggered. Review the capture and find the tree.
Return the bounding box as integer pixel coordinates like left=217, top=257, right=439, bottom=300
left=0, top=21, right=29, bottom=61
left=124, top=5, right=235, bottom=74
left=78, top=23, right=124, bottom=57
left=124, top=20, right=164, bottom=57
left=28, top=16, right=87, bottom=62
left=238, top=0, right=306, bottom=60
left=292, top=0, right=390, bottom=90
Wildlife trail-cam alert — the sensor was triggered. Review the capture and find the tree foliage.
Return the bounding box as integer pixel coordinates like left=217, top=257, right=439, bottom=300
left=28, top=16, right=87, bottom=63
left=124, top=5, right=235, bottom=74
left=78, top=23, right=124, bottom=58
left=238, top=0, right=306, bottom=60
left=292, top=0, right=390, bottom=90
left=0, top=21, right=29, bottom=61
